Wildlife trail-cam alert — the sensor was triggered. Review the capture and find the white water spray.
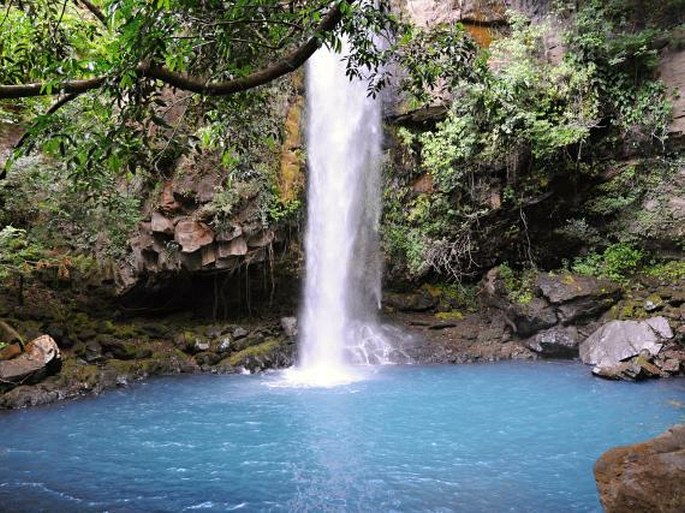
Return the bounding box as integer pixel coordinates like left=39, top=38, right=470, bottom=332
left=293, top=42, right=400, bottom=386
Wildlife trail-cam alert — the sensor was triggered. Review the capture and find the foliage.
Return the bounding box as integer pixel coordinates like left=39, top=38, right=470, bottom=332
left=0, top=226, right=37, bottom=280
left=381, top=5, right=674, bottom=282
left=583, top=156, right=683, bottom=247
left=498, top=263, right=536, bottom=304
left=562, top=0, right=672, bottom=147
left=0, top=155, right=141, bottom=263
left=571, top=243, right=643, bottom=282
left=644, top=260, right=685, bottom=281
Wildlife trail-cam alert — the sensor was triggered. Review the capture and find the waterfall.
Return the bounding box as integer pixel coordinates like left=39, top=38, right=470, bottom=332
left=295, top=42, right=398, bottom=385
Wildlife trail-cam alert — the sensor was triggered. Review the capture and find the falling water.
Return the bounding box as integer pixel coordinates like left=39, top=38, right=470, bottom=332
left=296, top=42, right=399, bottom=385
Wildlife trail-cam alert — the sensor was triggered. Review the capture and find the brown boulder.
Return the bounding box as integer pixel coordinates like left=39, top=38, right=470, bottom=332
left=174, top=219, right=214, bottom=253
left=151, top=212, right=175, bottom=235
left=0, top=335, right=61, bottom=388
left=594, top=424, right=685, bottom=512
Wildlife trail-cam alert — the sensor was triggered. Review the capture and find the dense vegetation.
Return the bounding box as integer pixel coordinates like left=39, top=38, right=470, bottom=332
left=381, top=0, right=684, bottom=286
left=0, top=0, right=683, bottom=296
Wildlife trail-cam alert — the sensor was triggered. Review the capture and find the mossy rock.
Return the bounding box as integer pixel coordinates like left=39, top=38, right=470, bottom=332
left=137, top=323, right=171, bottom=338
left=107, top=323, right=140, bottom=339
left=218, top=337, right=292, bottom=372
left=643, top=293, right=665, bottom=312
left=98, top=336, right=152, bottom=360
left=612, top=299, right=648, bottom=320
left=58, top=360, right=100, bottom=390
left=434, top=310, right=464, bottom=321
left=194, top=351, right=222, bottom=366
left=97, top=320, right=116, bottom=335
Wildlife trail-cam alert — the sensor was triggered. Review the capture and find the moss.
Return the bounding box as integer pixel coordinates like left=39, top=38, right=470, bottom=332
left=435, top=310, right=464, bottom=321
left=224, top=337, right=281, bottom=367
left=278, top=96, right=305, bottom=204
left=616, top=299, right=648, bottom=320
left=58, top=360, right=100, bottom=389
left=108, top=323, right=139, bottom=339
left=105, top=358, right=138, bottom=375
left=561, top=274, right=576, bottom=285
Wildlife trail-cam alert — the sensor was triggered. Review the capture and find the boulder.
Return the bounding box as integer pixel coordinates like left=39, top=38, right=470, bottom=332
left=383, top=291, right=438, bottom=312
left=538, top=273, right=621, bottom=323
left=591, top=355, right=664, bottom=381
left=594, top=424, right=685, bottom=512
left=538, top=273, right=620, bottom=304
left=233, top=326, right=248, bottom=339
left=644, top=293, right=665, bottom=312
left=0, top=335, right=61, bottom=388
left=646, top=316, right=674, bottom=339
left=174, top=219, right=214, bottom=253
left=151, top=212, right=175, bottom=236
left=524, top=326, right=580, bottom=358
left=580, top=319, right=665, bottom=368
left=510, top=298, right=558, bottom=336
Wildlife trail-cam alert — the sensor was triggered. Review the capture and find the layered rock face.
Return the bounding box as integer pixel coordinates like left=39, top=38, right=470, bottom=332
left=124, top=158, right=280, bottom=290
left=594, top=424, right=685, bottom=513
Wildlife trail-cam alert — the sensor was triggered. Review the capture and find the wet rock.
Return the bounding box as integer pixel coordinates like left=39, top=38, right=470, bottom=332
left=0, top=335, right=61, bottom=388
left=594, top=424, right=685, bottom=513
left=524, top=326, right=580, bottom=358
left=233, top=332, right=265, bottom=352
left=0, top=381, right=65, bottom=409
left=580, top=320, right=664, bottom=368
left=99, top=337, right=152, bottom=360
left=84, top=340, right=103, bottom=363
left=43, top=324, right=74, bottom=349
left=280, top=316, right=298, bottom=338
left=217, top=336, right=294, bottom=373
left=216, top=225, right=242, bottom=242
left=247, top=230, right=274, bottom=248
left=218, top=237, right=248, bottom=257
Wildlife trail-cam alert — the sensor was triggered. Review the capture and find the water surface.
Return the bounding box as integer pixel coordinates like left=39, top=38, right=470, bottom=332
left=1, top=362, right=683, bottom=512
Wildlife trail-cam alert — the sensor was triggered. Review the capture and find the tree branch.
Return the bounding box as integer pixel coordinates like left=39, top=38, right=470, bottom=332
left=73, top=0, right=106, bottom=25
left=12, top=93, right=79, bottom=151
left=0, top=0, right=347, bottom=100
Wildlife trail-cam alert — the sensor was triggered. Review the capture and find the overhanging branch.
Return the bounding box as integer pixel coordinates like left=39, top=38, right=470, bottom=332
left=0, top=0, right=347, bottom=100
